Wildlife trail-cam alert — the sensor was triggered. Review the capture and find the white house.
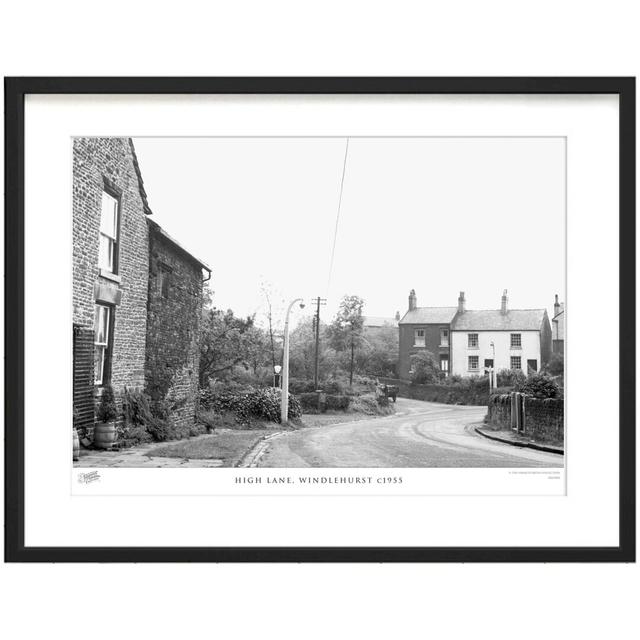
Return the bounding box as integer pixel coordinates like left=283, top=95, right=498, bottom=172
left=449, top=291, right=552, bottom=377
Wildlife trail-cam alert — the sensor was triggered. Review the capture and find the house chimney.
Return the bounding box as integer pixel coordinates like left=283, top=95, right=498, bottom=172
left=501, top=289, right=508, bottom=315
left=457, top=291, right=465, bottom=313
left=395, top=310, right=401, bottom=321
left=408, top=289, right=417, bottom=311
left=554, top=294, right=560, bottom=317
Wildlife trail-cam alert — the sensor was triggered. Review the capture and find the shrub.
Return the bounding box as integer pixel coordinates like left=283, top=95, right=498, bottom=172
left=96, top=385, right=118, bottom=423
left=409, top=351, right=441, bottom=384
left=496, top=368, right=527, bottom=388
left=376, top=394, right=389, bottom=407
left=289, top=379, right=317, bottom=394
left=516, top=373, right=559, bottom=399
left=546, top=353, right=564, bottom=377
left=200, top=385, right=301, bottom=424
left=298, top=392, right=322, bottom=412
left=325, top=394, right=350, bottom=411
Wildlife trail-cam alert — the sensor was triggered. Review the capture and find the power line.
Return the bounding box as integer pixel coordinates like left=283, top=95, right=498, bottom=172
left=326, top=138, right=350, bottom=297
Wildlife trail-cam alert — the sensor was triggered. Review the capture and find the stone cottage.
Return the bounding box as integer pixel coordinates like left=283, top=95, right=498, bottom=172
left=72, top=137, right=210, bottom=438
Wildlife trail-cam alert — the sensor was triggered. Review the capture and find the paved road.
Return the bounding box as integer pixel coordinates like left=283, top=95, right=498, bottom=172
left=256, top=398, right=563, bottom=468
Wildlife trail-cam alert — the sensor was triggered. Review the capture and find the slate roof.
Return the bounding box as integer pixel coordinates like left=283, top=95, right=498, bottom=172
left=128, top=138, right=152, bottom=217
left=148, top=219, right=212, bottom=273
left=363, top=316, right=398, bottom=328
left=399, top=307, right=458, bottom=325
left=451, top=309, right=547, bottom=331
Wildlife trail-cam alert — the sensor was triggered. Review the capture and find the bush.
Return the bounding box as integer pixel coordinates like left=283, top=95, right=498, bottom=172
left=298, top=392, right=322, bottom=412
left=516, top=373, right=560, bottom=399
left=547, top=353, right=564, bottom=377
left=409, top=351, right=442, bottom=384
left=325, top=394, right=350, bottom=411
left=496, top=369, right=527, bottom=388
left=349, top=393, right=395, bottom=416
left=96, top=385, right=118, bottom=423
left=199, top=385, right=301, bottom=424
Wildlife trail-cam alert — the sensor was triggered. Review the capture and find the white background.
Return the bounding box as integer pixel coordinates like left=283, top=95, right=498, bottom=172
left=1, top=2, right=638, bottom=640
left=28, top=94, right=605, bottom=545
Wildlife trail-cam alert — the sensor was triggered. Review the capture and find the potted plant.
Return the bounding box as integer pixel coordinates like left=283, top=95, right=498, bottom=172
left=72, top=404, right=80, bottom=461
left=94, top=384, right=118, bottom=449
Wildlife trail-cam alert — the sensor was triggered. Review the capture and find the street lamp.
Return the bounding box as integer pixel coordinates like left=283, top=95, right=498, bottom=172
left=489, top=341, right=496, bottom=392
left=273, top=364, right=282, bottom=388
left=281, top=298, right=305, bottom=423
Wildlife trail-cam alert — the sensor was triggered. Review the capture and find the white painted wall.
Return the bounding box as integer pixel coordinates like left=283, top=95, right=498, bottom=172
left=450, top=330, right=541, bottom=376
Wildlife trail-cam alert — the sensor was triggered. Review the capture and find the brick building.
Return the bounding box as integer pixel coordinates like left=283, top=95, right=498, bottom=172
left=72, top=137, right=209, bottom=438
left=397, top=290, right=456, bottom=379
left=397, top=289, right=552, bottom=379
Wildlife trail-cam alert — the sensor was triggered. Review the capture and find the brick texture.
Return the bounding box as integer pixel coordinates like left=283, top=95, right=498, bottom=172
left=73, top=138, right=149, bottom=402
left=145, top=222, right=205, bottom=429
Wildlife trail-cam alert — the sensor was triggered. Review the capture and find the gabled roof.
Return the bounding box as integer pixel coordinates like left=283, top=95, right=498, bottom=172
left=363, top=316, right=398, bottom=328
left=128, top=138, right=152, bottom=216
left=148, top=219, right=211, bottom=273
left=451, top=309, right=547, bottom=331
left=399, top=307, right=458, bottom=325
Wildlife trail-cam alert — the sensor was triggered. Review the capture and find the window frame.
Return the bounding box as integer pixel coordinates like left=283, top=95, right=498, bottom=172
left=468, top=355, right=479, bottom=371
left=440, top=327, right=449, bottom=347
left=468, top=333, right=479, bottom=348
left=510, top=333, right=522, bottom=349
left=414, top=328, right=426, bottom=347
left=94, top=303, right=114, bottom=386
left=510, top=355, right=522, bottom=371
left=98, top=188, right=121, bottom=274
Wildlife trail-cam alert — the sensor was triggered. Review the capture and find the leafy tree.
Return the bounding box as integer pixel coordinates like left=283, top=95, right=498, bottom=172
left=409, top=351, right=441, bottom=384
left=546, top=352, right=564, bottom=377
left=357, top=325, right=399, bottom=377
left=328, top=295, right=365, bottom=386
left=288, top=317, right=338, bottom=382
left=199, top=307, right=256, bottom=386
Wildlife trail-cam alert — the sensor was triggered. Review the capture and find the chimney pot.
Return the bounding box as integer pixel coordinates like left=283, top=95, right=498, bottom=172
left=408, top=289, right=417, bottom=311
left=457, top=291, right=466, bottom=313
left=501, top=289, right=508, bottom=315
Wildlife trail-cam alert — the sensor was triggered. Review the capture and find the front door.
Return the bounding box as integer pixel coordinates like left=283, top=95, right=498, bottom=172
left=527, top=359, right=537, bottom=373
left=484, top=359, right=494, bottom=374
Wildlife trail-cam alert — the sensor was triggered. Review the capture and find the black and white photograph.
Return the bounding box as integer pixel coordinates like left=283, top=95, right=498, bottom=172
left=72, top=136, right=566, bottom=472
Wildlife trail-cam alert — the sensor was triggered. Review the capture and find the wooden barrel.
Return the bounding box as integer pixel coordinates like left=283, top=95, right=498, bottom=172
left=72, top=428, right=80, bottom=461
left=93, top=423, right=117, bottom=449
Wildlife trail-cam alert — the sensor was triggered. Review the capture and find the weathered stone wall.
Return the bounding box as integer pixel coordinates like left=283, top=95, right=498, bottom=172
left=145, top=222, right=204, bottom=429
left=72, top=138, right=150, bottom=434
left=485, top=393, right=564, bottom=445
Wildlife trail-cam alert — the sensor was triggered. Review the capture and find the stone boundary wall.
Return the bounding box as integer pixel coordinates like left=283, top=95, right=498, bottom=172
left=486, top=393, right=564, bottom=444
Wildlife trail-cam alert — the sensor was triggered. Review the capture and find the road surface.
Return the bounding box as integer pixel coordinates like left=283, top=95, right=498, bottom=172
left=256, top=398, right=563, bottom=468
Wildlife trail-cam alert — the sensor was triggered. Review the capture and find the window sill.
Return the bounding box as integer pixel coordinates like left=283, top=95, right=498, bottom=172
left=510, top=346, right=522, bottom=350
left=99, top=268, right=122, bottom=284
left=467, top=346, right=479, bottom=350
left=468, top=370, right=480, bottom=373
left=413, top=344, right=426, bottom=348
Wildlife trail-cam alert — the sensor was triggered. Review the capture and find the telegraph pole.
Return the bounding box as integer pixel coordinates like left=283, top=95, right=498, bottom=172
left=312, top=297, right=326, bottom=390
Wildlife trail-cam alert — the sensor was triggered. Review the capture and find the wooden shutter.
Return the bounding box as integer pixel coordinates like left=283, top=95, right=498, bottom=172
left=73, top=324, right=95, bottom=434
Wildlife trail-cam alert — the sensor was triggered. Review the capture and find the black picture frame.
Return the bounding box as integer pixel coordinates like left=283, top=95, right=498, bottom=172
left=4, top=76, right=635, bottom=563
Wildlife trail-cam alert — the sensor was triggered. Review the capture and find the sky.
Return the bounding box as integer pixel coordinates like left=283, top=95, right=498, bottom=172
left=133, top=137, right=565, bottom=328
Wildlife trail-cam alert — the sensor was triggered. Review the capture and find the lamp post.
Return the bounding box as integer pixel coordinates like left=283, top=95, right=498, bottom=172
left=281, top=298, right=305, bottom=423
left=490, top=341, right=496, bottom=392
